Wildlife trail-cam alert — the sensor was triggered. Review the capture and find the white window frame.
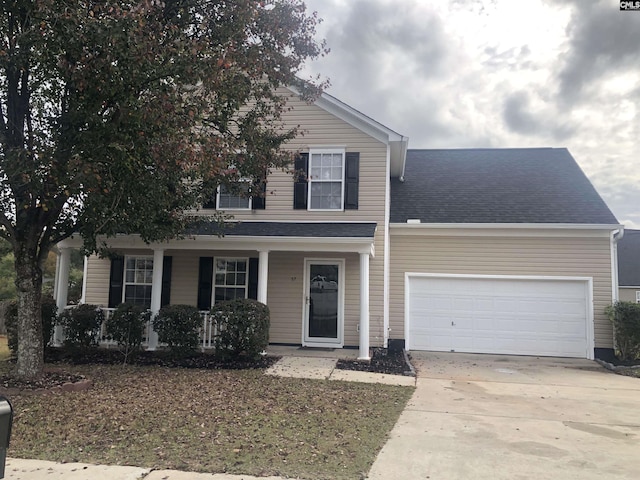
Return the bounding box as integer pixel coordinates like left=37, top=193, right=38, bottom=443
left=636, top=290, right=640, bottom=303
left=307, top=148, right=345, bottom=211
left=123, top=255, right=154, bottom=307
left=212, top=257, right=250, bottom=305
left=216, top=182, right=252, bottom=211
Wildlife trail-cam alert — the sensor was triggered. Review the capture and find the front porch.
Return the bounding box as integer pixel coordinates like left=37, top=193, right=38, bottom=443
left=55, top=222, right=378, bottom=360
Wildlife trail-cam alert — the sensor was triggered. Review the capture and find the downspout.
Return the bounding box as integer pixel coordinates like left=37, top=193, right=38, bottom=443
left=383, top=143, right=391, bottom=348
left=611, top=228, right=624, bottom=302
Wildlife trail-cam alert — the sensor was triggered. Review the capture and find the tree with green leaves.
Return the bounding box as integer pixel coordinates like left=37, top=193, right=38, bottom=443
left=0, top=0, right=326, bottom=379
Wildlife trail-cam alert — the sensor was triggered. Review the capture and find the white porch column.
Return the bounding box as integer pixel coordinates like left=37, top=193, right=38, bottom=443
left=358, top=252, right=370, bottom=360
left=258, top=250, right=269, bottom=304
left=147, top=248, right=164, bottom=350
left=54, top=248, right=71, bottom=346
left=80, top=255, right=89, bottom=304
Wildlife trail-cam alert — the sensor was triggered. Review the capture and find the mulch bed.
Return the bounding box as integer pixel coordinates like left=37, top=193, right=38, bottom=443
left=335, top=347, right=414, bottom=376
left=2, top=345, right=414, bottom=392
left=43, top=347, right=279, bottom=370
left=0, top=370, right=89, bottom=394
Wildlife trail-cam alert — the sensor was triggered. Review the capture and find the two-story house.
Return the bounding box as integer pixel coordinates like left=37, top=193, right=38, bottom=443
left=54, top=88, right=623, bottom=360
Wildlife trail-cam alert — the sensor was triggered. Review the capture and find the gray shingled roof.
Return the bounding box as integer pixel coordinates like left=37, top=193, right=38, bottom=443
left=618, top=229, right=640, bottom=286
left=188, top=221, right=377, bottom=238
left=390, top=148, right=619, bottom=224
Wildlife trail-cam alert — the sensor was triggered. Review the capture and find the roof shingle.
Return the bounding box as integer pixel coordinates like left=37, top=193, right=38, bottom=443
left=187, top=221, right=377, bottom=238
left=390, top=148, right=619, bottom=224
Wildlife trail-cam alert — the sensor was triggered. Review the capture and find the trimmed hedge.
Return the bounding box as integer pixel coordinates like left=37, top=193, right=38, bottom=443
left=5, top=297, right=58, bottom=356
left=153, top=304, right=202, bottom=356
left=212, top=299, right=269, bottom=359
left=106, top=303, right=150, bottom=363
left=57, top=303, right=104, bottom=349
left=605, top=301, right=640, bottom=361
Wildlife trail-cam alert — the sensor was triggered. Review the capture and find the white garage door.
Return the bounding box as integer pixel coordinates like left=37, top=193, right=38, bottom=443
left=407, top=275, right=591, bottom=358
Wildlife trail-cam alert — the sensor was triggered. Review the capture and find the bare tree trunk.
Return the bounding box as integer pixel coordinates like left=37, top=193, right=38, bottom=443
left=14, top=249, right=44, bottom=379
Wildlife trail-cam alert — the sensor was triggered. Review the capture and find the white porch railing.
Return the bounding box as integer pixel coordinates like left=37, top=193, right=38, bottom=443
left=200, top=310, right=218, bottom=350
left=63, top=306, right=218, bottom=351
left=98, top=308, right=154, bottom=348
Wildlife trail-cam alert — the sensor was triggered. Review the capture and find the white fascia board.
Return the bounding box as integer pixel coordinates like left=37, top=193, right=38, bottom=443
left=619, top=285, right=640, bottom=289
left=58, top=234, right=375, bottom=256
left=390, top=223, right=624, bottom=238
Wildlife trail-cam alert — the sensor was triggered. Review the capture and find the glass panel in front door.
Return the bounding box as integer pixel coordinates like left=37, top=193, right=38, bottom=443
left=308, top=264, right=339, bottom=339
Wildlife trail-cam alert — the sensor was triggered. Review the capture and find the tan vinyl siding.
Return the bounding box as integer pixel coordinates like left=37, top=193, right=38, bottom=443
left=85, top=249, right=383, bottom=347
left=389, top=234, right=615, bottom=349
left=265, top=252, right=371, bottom=346
left=83, top=254, right=110, bottom=306
left=192, top=93, right=387, bottom=223
left=81, top=92, right=388, bottom=346
left=619, top=288, right=640, bottom=303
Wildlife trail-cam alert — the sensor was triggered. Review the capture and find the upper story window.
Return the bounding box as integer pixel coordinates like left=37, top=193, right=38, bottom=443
left=217, top=183, right=251, bottom=210
left=293, top=149, right=359, bottom=211
left=203, top=179, right=266, bottom=211
left=308, top=149, right=345, bottom=210
left=124, top=256, right=153, bottom=308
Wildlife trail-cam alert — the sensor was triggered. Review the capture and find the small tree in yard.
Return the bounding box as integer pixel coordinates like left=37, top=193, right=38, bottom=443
left=213, top=299, right=270, bottom=359
left=605, top=301, right=640, bottom=361
left=106, top=303, right=150, bottom=364
left=154, top=304, right=202, bottom=356
left=0, top=1, right=327, bottom=378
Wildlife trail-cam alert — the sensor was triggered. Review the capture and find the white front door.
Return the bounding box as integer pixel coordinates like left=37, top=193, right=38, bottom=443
left=303, top=259, right=344, bottom=347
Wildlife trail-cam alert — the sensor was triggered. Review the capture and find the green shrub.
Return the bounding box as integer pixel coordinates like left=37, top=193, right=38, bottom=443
left=5, top=296, right=58, bottom=356
left=57, top=303, right=104, bottom=349
left=106, top=303, right=150, bottom=363
left=153, top=304, right=202, bottom=356
left=605, top=301, right=640, bottom=361
left=212, top=299, right=269, bottom=359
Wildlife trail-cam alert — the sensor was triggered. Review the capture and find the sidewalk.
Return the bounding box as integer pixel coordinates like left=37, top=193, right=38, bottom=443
left=5, top=353, right=415, bottom=480
left=5, top=458, right=290, bottom=480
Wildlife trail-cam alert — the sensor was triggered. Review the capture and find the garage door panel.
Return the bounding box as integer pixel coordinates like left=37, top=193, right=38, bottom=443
left=407, top=276, right=590, bottom=358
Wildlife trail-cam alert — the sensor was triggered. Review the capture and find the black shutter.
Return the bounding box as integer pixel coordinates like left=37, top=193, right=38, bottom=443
left=345, top=152, right=360, bottom=210
left=108, top=256, right=125, bottom=308
left=203, top=189, right=217, bottom=209
left=248, top=257, right=259, bottom=300
left=197, top=257, right=214, bottom=310
left=293, top=153, right=308, bottom=209
left=161, top=256, right=172, bottom=307
left=251, top=180, right=266, bottom=210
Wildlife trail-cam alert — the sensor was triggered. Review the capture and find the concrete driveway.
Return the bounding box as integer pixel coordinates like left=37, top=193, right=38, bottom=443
left=368, top=352, right=640, bottom=480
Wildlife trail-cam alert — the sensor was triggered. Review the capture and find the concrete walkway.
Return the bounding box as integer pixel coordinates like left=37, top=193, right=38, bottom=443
left=4, top=351, right=415, bottom=479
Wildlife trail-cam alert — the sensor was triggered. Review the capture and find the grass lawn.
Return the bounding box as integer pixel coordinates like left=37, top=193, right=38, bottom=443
left=2, top=356, right=414, bottom=480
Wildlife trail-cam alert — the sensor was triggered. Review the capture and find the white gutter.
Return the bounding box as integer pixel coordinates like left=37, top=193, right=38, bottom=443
left=390, top=223, right=625, bottom=230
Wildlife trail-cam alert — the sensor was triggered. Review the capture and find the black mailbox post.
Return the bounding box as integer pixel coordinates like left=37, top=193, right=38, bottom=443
left=0, top=396, right=12, bottom=479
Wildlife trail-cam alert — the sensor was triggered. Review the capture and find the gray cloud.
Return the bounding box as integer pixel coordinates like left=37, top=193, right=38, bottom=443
left=503, top=91, right=540, bottom=134
left=502, top=90, right=574, bottom=140
left=554, top=0, right=640, bottom=104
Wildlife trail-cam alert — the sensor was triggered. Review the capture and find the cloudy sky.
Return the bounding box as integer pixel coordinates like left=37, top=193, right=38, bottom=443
left=301, top=0, right=640, bottom=228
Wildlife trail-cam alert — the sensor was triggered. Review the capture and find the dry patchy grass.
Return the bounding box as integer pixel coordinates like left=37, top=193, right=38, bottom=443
left=5, top=363, right=413, bottom=480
